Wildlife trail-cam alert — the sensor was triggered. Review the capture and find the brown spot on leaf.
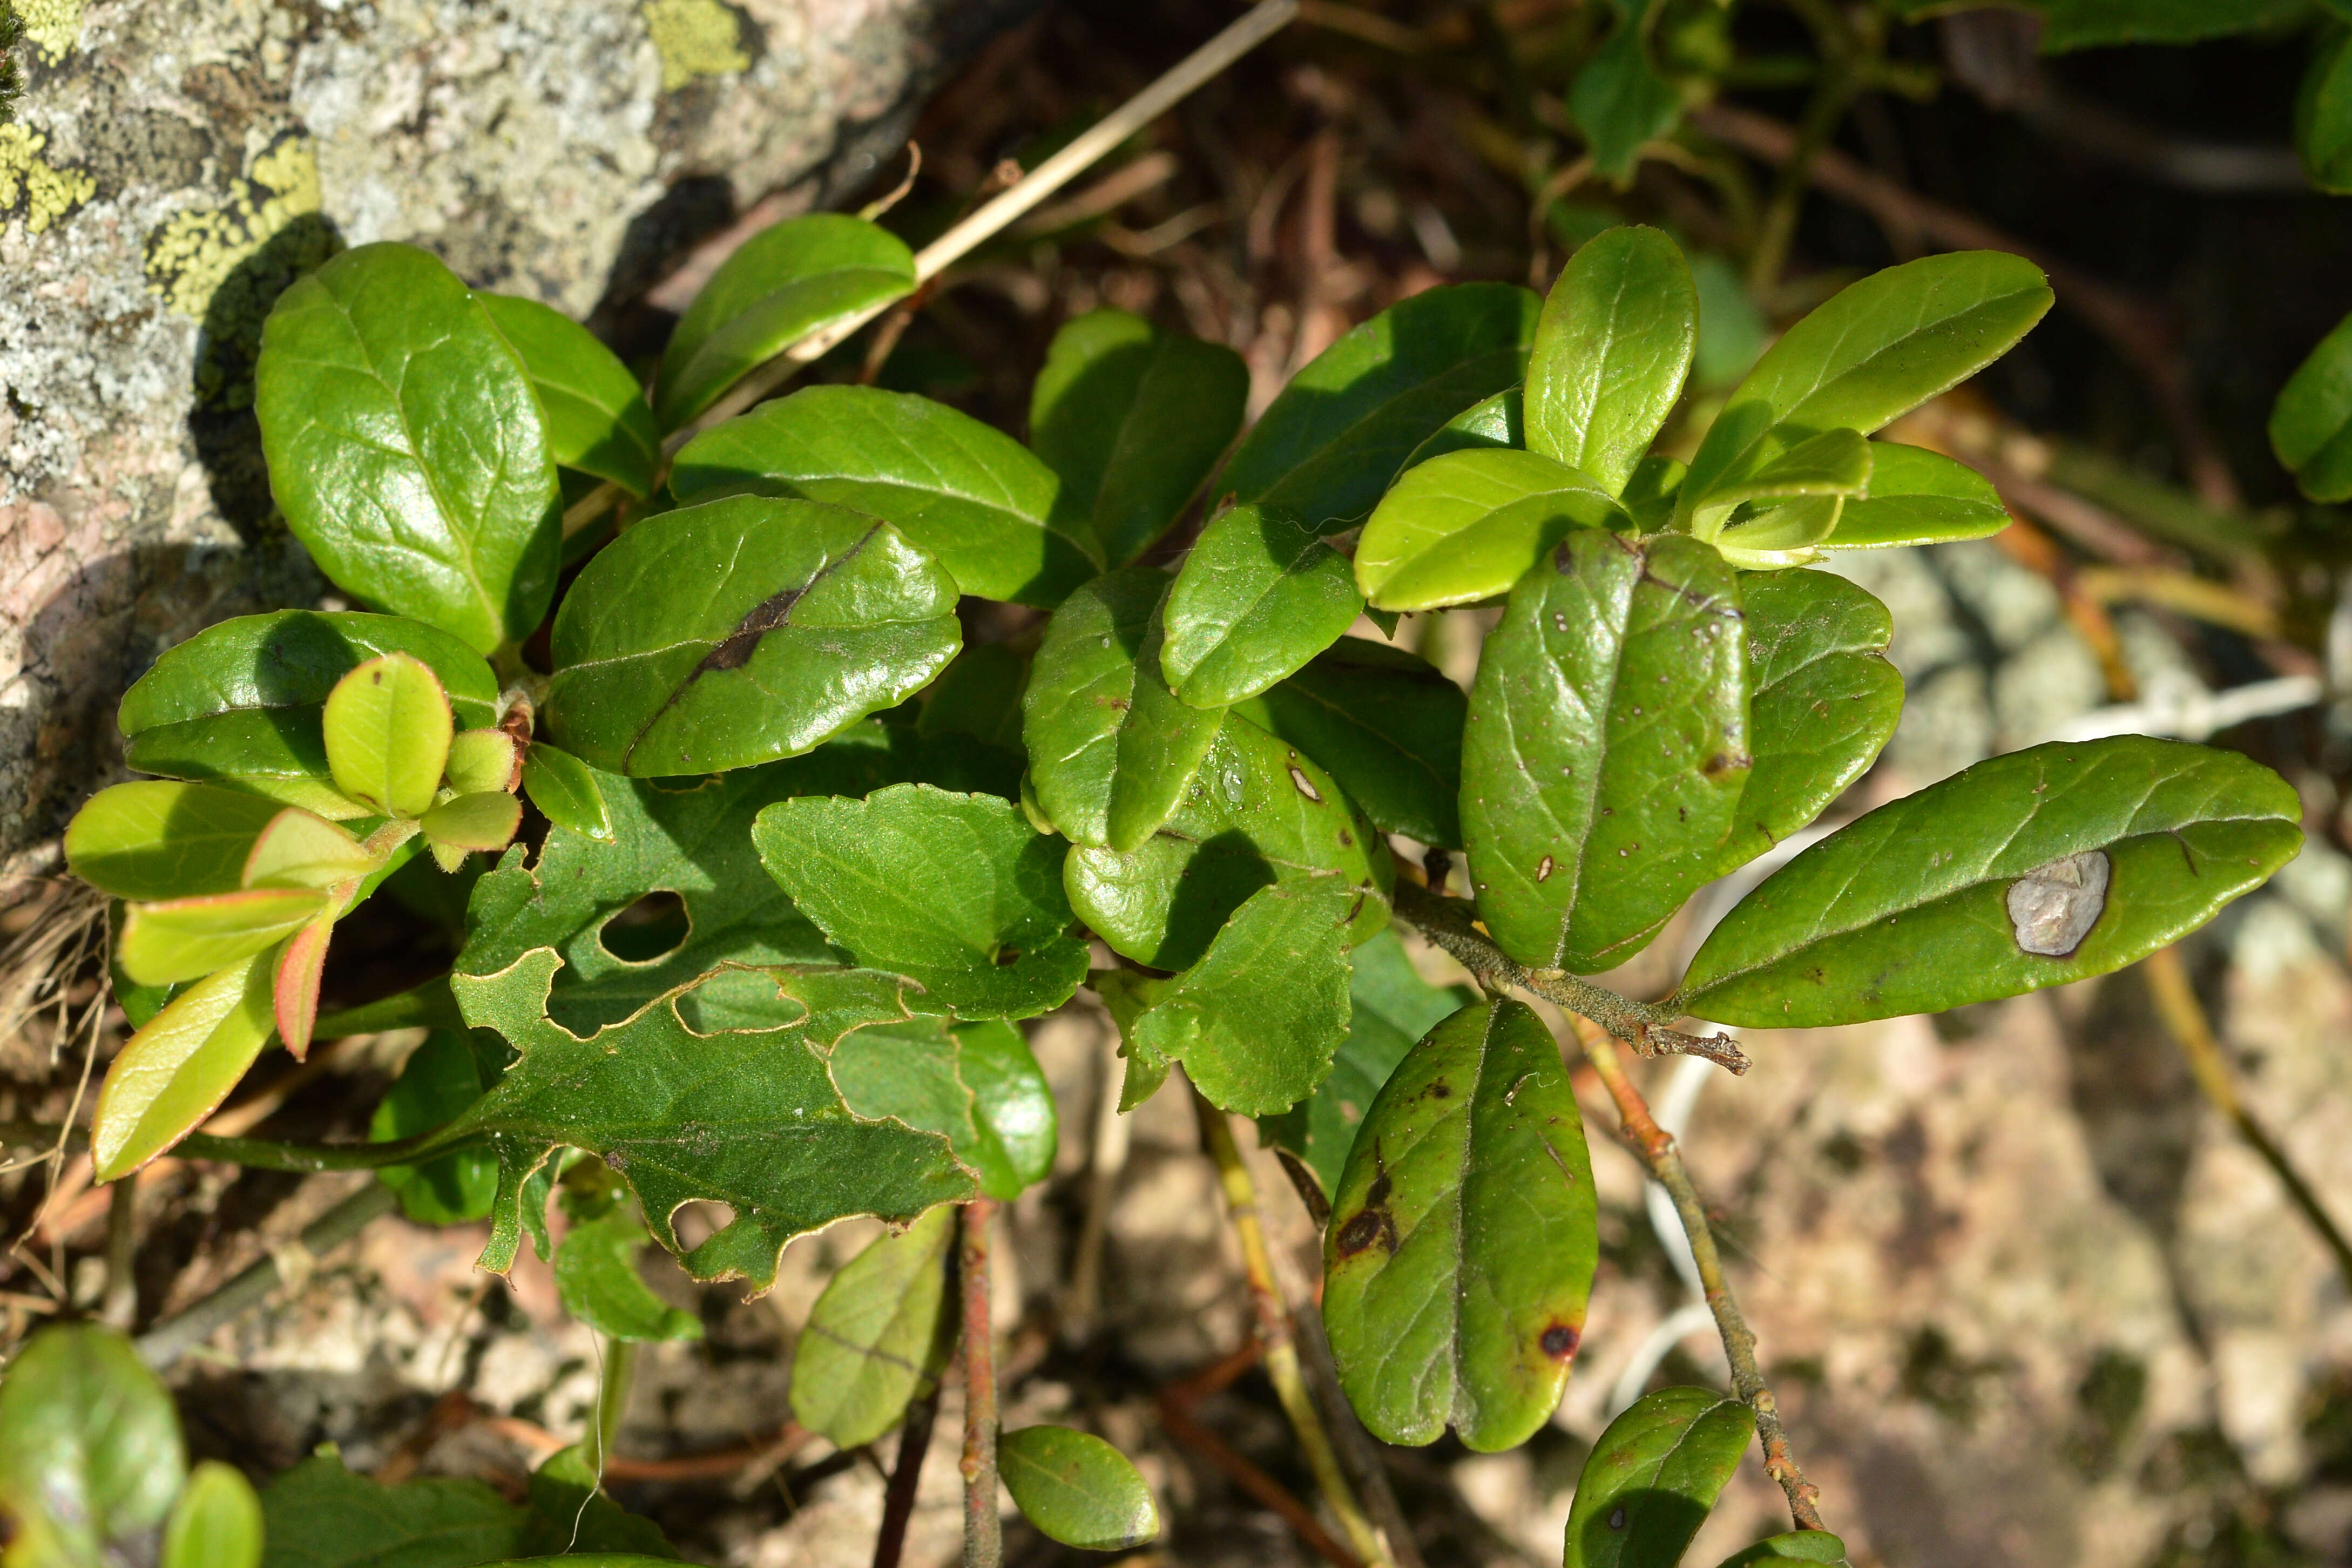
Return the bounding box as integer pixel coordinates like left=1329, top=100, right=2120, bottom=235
left=1535, top=855, right=1553, bottom=882
left=1540, top=1323, right=1579, bottom=1359
left=1701, top=751, right=1749, bottom=778
left=1288, top=765, right=1324, bottom=803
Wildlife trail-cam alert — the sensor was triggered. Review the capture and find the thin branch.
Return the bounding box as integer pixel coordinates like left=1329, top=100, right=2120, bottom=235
left=1570, top=1017, right=1825, bottom=1533
left=873, top=1380, right=941, bottom=1568
left=958, top=1199, right=1002, bottom=1568
left=1157, top=1342, right=1358, bottom=1568
left=99, top=1170, right=139, bottom=1330
left=135, top=1179, right=400, bottom=1368
left=0, top=1119, right=478, bottom=1174
left=1191, top=1080, right=1391, bottom=1568
left=1389, top=879, right=1749, bottom=1073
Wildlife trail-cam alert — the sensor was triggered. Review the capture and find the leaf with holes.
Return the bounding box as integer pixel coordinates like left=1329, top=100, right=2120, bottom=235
left=669, top=385, right=1097, bottom=605
left=1679, top=736, right=2303, bottom=1028
left=256, top=243, right=558, bottom=655
left=998, top=1427, right=1160, bottom=1552
left=478, top=292, right=659, bottom=497
left=65, top=782, right=290, bottom=901
left=544, top=495, right=961, bottom=776
left=1221, top=282, right=1539, bottom=528
left=1563, top=1388, right=1755, bottom=1568
left=1161, top=503, right=1363, bottom=708
left=1232, top=638, right=1467, bottom=849
left=1066, top=713, right=1393, bottom=970
left=1526, top=226, right=1698, bottom=496
left=92, top=949, right=280, bottom=1180
left=753, top=785, right=1087, bottom=1020
left=555, top=1207, right=704, bottom=1342
left=830, top=1015, right=1057, bottom=1200
left=2272, top=307, right=2352, bottom=503
left=1323, top=997, right=1597, bottom=1451
left=1030, top=307, right=1250, bottom=566
left=654, top=213, right=915, bottom=431
left=0, top=1324, right=186, bottom=1568
left=1701, top=569, right=1900, bottom=882
left=1356, top=448, right=1630, bottom=612
left=1462, top=530, right=1749, bottom=974
left=789, top=1204, right=956, bottom=1447
left=1822, top=442, right=2009, bottom=550
left=322, top=654, right=453, bottom=819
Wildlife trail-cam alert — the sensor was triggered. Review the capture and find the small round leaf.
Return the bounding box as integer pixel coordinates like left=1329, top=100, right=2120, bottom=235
left=323, top=653, right=455, bottom=819
left=997, top=1425, right=1159, bottom=1552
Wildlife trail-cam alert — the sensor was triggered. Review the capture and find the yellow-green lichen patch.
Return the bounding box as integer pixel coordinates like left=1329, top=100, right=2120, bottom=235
left=143, top=136, right=323, bottom=319
left=0, top=123, right=95, bottom=234
left=21, top=0, right=82, bottom=63
left=642, top=0, right=751, bottom=93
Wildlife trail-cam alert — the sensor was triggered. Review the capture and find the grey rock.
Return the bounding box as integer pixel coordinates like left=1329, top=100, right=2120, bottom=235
left=0, top=0, right=1031, bottom=860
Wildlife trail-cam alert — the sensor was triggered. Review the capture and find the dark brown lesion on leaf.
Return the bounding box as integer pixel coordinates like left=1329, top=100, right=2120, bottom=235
left=1539, top=1322, right=1580, bottom=1360
left=1334, top=1144, right=1399, bottom=1259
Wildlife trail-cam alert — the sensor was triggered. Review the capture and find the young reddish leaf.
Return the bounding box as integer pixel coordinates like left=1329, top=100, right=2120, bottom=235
left=118, top=888, right=327, bottom=986
left=322, top=653, right=454, bottom=819
left=273, top=908, right=336, bottom=1060
left=92, top=949, right=280, bottom=1180
left=241, top=807, right=376, bottom=890
left=445, top=727, right=523, bottom=795
left=65, top=781, right=286, bottom=901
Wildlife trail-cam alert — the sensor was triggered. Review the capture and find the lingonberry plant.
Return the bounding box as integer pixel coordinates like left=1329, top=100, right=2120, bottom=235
left=11, top=163, right=2303, bottom=1568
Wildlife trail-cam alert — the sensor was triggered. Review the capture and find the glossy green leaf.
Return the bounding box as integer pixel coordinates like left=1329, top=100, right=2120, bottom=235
left=163, top=1461, right=265, bottom=1568
left=556, top=1208, right=704, bottom=1341
left=1066, top=713, right=1393, bottom=970
left=668, top=385, right=1097, bottom=605
left=243, top=807, right=377, bottom=890
left=0, top=1323, right=185, bottom=1568
left=447, top=950, right=974, bottom=1287
left=421, top=790, right=523, bottom=856
left=1569, top=21, right=1682, bottom=181
left=1462, top=531, right=1748, bottom=973
left=1562, top=1387, right=1754, bottom=1568
left=1526, top=226, right=1698, bottom=496
left=1130, top=882, right=1355, bottom=1117
left=445, top=728, right=521, bottom=796
left=522, top=744, right=614, bottom=842
left=1399, top=388, right=1524, bottom=474
left=1356, top=448, right=1628, bottom=612
left=654, top=213, right=915, bottom=431
left=1679, top=253, right=2053, bottom=521
left=118, top=887, right=325, bottom=985
left=1619, top=454, right=1687, bottom=532
left=477, top=292, right=658, bottom=497
left=2301, top=31, right=2352, bottom=194
left=1233, top=639, right=1467, bottom=849
left=545, top=495, right=961, bottom=776
left=1259, top=929, right=1474, bottom=1204
left=1094, top=969, right=1173, bottom=1112
left=257, top=1454, right=528, bottom=1568
left=998, top=1426, right=1160, bottom=1552
left=753, top=785, right=1087, bottom=1020
left=956, top=1019, right=1059, bottom=1193
left=1162, top=503, right=1363, bottom=708
left=92, top=949, right=279, bottom=1179
left=370, top=1030, right=499, bottom=1226
left=1030, top=307, right=1251, bottom=565
left=1703, top=569, right=1900, bottom=882
left=829, top=1015, right=1057, bottom=1199
left=65, top=781, right=288, bottom=900
left=322, top=654, right=453, bottom=819
left=1322, top=997, right=1597, bottom=1451
left=788, top=1204, right=956, bottom=1447
left=1714, top=1532, right=1852, bottom=1567
left=1222, top=282, right=1540, bottom=528
left=123, top=713, right=366, bottom=821
left=1702, top=427, right=1874, bottom=519
left=1019, top=567, right=1222, bottom=851
left=256, top=242, right=558, bottom=655
left=1690, top=253, right=1767, bottom=390
left=1823, top=442, right=2009, bottom=550
left=1680, top=737, right=2304, bottom=1028
left=2271, top=308, right=2352, bottom=502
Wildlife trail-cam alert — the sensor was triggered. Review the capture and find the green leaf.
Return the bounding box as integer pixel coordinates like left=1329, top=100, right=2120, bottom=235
left=1562, top=1388, right=1755, bottom=1568
left=1398, top=388, right=1524, bottom=472
left=477, top=292, right=659, bottom=497
left=1131, top=882, right=1356, bottom=1116
left=1030, top=307, right=1251, bottom=566
left=918, top=642, right=1030, bottom=754
left=1356, top=448, right=1629, bottom=612
left=119, top=888, right=326, bottom=985
left=1222, top=282, right=1540, bottom=528
left=1462, top=531, right=1748, bottom=973
left=956, top=1019, right=1059, bottom=1194
left=2301, top=31, right=2352, bottom=194
left=2272, top=308, right=2352, bottom=502
left=445, top=729, right=521, bottom=796
left=1162, top=504, right=1364, bottom=708
left=515, top=1445, right=680, bottom=1559
left=1066, top=713, right=1394, bottom=970
left=829, top=1016, right=1053, bottom=1199
left=1680, top=737, right=2305, bottom=1028
left=521, top=744, right=614, bottom=842
left=1526, top=226, right=1698, bottom=495
left=1322, top=997, right=1597, bottom=1451
left=1822, top=442, right=2009, bottom=550
left=1703, top=569, right=1900, bottom=883
left=1679, top=253, right=2053, bottom=521
left=322, top=654, right=454, bottom=819
left=544, top=495, right=961, bottom=776
left=257, top=1453, right=527, bottom=1568
left=1093, top=970, right=1173, bottom=1112
left=998, top=1426, right=1160, bottom=1552
left=1019, top=567, right=1223, bottom=850
left=555, top=1208, right=704, bottom=1341
left=0, top=1323, right=185, bottom=1568
left=1233, top=639, right=1468, bottom=849
left=1620, top=454, right=1687, bottom=532
left=1569, top=22, right=1682, bottom=181
left=1690, top=252, right=1766, bottom=390
left=256, top=242, right=558, bottom=655
left=371, top=1031, right=501, bottom=1225
left=448, top=952, right=974, bottom=1287
left=654, top=213, right=915, bottom=431
left=2035, top=0, right=2308, bottom=51
left=244, top=808, right=379, bottom=890
left=421, top=791, right=523, bottom=856
left=789, top=1204, right=956, bottom=1447
left=1259, top=929, right=1474, bottom=1204
left=66, top=781, right=288, bottom=900
left=163, top=1462, right=264, bottom=1568
left=1705, top=426, right=1874, bottom=516
left=753, top=785, right=1088, bottom=1020
left=1714, top=1532, right=1853, bottom=1567
left=668, top=385, right=1097, bottom=606
left=92, top=949, right=280, bottom=1179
